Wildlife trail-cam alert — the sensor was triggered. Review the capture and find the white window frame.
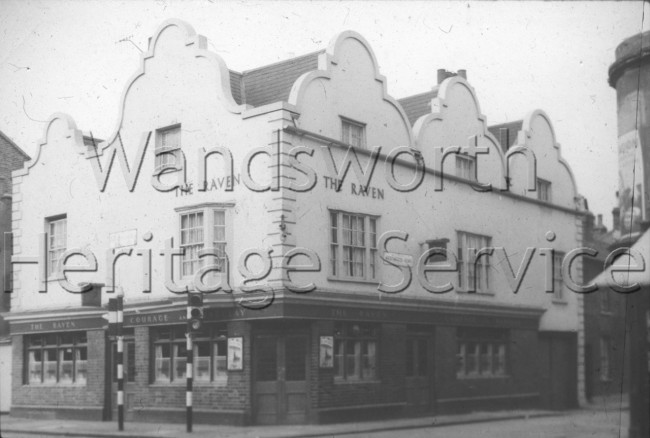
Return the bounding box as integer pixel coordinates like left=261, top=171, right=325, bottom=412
left=46, top=215, right=67, bottom=278
left=155, top=125, right=181, bottom=172
left=341, top=117, right=366, bottom=149
left=536, top=178, right=552, bottom=202
left=457, top=231, right=491, bottom=293
left=329, top=210, right=379, bottom=282
left=456, top=329, right=507, bottom=379
left=175, top=203, right=234, bottom=286
left=455, top=154, right=476, bottom=180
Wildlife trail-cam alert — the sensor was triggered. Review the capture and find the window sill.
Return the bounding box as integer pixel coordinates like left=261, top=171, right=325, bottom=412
left=149, top=381, right=227, bottom=387
left=456, top=289, right=495, bottom=296
left=552, top=299, right=568, bottom=305
left=24, top=382, right=87, bottom=386
left=327, top=276, right=379, bottom=285
left=456, top=374, right=509, bottom=380
left=334, top=379, right=381, bottom=385
left=600, top=310, right=614, bottom=316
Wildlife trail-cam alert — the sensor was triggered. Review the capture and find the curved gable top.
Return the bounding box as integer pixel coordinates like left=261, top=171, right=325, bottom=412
left=521, top=109, right=579, bottom=199
left=289, top=30, right=414, bottom=147
left=13, top=113, right=83, bottom=178
left=92, top=19, right=248, bottom=157
left=412, top=75, right=506, bottom=169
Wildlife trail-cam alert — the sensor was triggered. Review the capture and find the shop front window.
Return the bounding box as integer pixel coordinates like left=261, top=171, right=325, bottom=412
left=334, top=323, right=378, bottom=382
left=153, top=326, right=227, bottom=384
left=25, top=332, right=87, bottom=384
left=456, top=328, right=507, bottom=379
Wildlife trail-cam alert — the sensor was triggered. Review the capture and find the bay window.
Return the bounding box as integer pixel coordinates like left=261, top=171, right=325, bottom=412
left=176, top=204, right=232, bottom=281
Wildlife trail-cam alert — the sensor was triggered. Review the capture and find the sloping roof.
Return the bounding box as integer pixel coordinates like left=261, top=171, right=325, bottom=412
left=0, top=130, right=30, bottom=160
left=487, top=120, right=523, bottom=153
left=397, top=89, right=439, bottom=126
left=593, top=228, right=650, bottom=287
left=229, top=51, right=324, bottom=107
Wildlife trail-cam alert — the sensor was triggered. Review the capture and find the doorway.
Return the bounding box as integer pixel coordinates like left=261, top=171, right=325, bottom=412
left=253, top=332, right=309, bottom=424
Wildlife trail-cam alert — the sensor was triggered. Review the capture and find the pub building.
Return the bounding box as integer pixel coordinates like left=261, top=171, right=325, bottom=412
left=6, top=20, right=587, bottom=425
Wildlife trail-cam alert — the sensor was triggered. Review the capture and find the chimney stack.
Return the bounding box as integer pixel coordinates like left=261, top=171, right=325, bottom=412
left=458, top=69, right=467, bottom=80
left=612, top=207, right=620, bottom=231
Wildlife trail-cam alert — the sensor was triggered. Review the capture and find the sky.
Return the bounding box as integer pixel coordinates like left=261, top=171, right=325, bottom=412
left=1, top=0, right=648, bottom=228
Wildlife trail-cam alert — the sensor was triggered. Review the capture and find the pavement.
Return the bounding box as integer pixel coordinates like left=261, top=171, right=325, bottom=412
left=0, top=397, right=629, bottom=438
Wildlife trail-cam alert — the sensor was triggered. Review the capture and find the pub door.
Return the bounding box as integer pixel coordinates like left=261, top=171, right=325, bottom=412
left=405, top=335, right=432, bottom=413
left=253, top=332, right=309, bottom=424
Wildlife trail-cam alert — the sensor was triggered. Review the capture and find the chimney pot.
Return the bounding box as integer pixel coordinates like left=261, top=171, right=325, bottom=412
left=612, top=207, right=621, bottom=231
left=437, top=69, right=447, bottom=84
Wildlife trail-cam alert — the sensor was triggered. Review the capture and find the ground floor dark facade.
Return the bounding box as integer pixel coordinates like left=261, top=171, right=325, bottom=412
left=8, top=292, right=578, bottom=425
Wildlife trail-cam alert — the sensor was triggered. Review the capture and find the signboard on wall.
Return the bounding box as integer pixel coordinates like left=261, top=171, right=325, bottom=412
left=228, top=337, right=243, bottom=370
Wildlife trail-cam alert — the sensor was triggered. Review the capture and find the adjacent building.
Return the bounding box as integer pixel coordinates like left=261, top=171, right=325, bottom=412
left=0, top=130, right=30, bottom=413
left=6, top=20, right=586, bottom=425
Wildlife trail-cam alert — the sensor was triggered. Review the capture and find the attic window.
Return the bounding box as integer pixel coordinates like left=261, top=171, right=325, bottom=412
left=536, top=178, right=551, bottom=202
left=341, top=118, right=366, bottom=149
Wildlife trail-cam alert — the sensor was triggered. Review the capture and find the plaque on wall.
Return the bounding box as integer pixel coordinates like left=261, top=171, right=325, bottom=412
left=320, top=336, right=334, bottom=368
left=228, top=337, right=243, bottom=370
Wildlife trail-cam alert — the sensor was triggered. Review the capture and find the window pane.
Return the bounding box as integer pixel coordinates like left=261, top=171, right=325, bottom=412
left=29, top=350, right=42, bottom=383
left=334, top=340, right=345, bottom=378
left=155, top=344, right=171, bottom=382
left=214, top=340, right=227, bottom=379
left=173, top=344, right=188, bottom=381
left=361, top=341, right=376, bottom=380
left=76, top=347, right=88, bottom=384
left=194, top=342, right=211, bottom=382
left=59, top=348, right=74, bottom=383
left=44, top=349, right=57, bottom=383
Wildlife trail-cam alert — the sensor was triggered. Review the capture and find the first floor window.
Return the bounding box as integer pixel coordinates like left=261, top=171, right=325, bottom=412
left=177, top=205, right=232, bottom=280
left=334, top=323, right=378, bottom=381
left=153, top=326, right=227, bottom=384
left=457, top=231, right=491, bottom=292
left=26, top=332, right=87, bottom=384
left=456, top=328, right=507, bottom=378
left=330, top=211, right=378, bottom=281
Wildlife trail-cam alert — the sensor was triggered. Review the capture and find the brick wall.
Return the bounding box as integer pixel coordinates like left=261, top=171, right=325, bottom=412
left=315, top=323, right=405, bottom=410
left=123, top=322, right=251, bottom=425
left=11, top=329, right=107, bottom=420
left=434, top=325, right=541, bottom=413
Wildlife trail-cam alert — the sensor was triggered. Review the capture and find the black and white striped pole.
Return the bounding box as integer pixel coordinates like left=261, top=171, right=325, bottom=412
left=186, top=327, right=193, bottom=433
left=116, top=295, right=124, bottom=431
left=186, top=291, right=204, bottom=433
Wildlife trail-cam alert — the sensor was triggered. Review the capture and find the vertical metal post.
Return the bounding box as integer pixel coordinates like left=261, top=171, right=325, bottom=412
left=186, top=330, right=193, bottom=432
left=116, top=295, right=124, bottom=431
